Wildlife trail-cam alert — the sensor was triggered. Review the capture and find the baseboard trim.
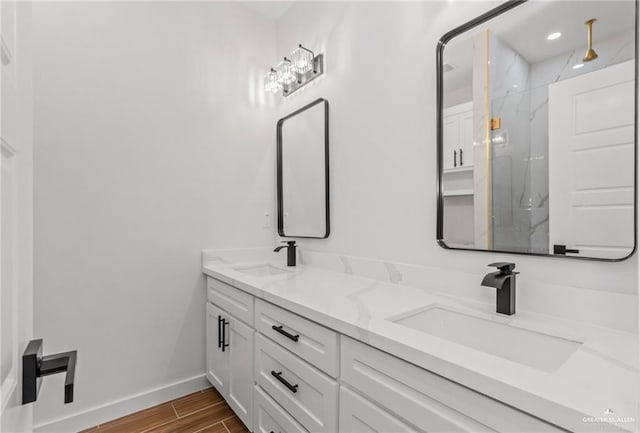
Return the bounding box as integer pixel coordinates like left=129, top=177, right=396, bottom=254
left=34, top=374, right=209, bottom=433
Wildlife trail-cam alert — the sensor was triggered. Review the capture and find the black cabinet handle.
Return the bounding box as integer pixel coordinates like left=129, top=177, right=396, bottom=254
left=221, top=318, right=229, bottom=352
left=459, top=148, right=463, bottom=166
left=453, top=150, right=457, bottom=167
left=217, top=315, right=222, bottom=348
left=271, top=370, right=298, bottom=393
left=553, top=244, right=580, bottom=255
left=271, top=325, right=299, bottom=342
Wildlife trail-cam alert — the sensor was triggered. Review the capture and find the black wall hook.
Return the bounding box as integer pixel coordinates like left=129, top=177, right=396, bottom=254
left=22, top=339, right=77, bottom=404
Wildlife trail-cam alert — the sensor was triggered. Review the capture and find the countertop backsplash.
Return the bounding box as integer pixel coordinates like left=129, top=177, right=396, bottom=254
left=202, top=246, right=637, bottom=334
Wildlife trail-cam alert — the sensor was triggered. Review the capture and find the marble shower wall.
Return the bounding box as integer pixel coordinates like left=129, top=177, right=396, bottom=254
left=488, top=32, right=532, bottom=253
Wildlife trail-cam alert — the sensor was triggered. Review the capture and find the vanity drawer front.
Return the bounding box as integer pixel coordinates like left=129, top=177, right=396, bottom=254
left=255, top=334, right=339, bottom=433
left=254, top=385, right=308, bottom=433
left=341, top=337, right=562, bottom=433
left=255, top=299, right=339, bottom=377
left=339, top=386, right=419, bottom=433
left=207, top=277, right=253, bottom=325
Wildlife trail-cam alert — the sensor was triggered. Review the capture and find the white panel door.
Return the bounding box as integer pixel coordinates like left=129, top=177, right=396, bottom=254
left=1, top=1, right=34, bottom=431
left=226, top=315, right=253, bottom=430
left=549, top=60, right=635, bottom=258
left=206, top=303, right=229, bottom=395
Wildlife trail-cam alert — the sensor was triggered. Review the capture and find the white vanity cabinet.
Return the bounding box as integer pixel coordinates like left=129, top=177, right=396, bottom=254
left=443, top=101, right=473, bottom=171
left=206, top=279, right=255, bottom=430
left=205, top=275, right=567, bottom=433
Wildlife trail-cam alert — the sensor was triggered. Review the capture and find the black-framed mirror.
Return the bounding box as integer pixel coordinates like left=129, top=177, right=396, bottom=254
left=437, top=0, right=638, bottom=261
left=277, top=98, right=330, bottom=239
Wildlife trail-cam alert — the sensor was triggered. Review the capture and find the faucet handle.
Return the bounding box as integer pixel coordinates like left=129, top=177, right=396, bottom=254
left=488, top=262, right=516, bottom=275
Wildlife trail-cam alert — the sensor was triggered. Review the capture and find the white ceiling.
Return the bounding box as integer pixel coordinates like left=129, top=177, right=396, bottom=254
left=443, top=1, right=635, bottom=96
left=240, top=1, right=294, bottom=20
left=490, top=0, right=635, bottom=64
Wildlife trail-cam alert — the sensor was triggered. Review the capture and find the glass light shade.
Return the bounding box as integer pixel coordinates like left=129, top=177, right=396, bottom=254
left=264, top=69, right=281, bottom=93
left=276, top=58, right=296, bottom=85
left=291, top=46, right=314, bottom=74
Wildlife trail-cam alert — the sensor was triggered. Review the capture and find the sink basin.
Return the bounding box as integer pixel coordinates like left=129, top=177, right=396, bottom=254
left=391, top=305, right=582, bottom=372
left=233, top=264, right=292, bottom=277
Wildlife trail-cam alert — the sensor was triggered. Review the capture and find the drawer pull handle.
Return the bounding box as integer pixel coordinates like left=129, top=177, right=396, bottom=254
left=221, top=317, right=230, bottom=352
left=271, top=325, right=299, bottom=342
left=271, top=370, right=298, bottom=393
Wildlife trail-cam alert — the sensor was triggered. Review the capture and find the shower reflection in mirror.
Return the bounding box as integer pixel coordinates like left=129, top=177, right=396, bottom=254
left=438, top=0, right=636, bottom=261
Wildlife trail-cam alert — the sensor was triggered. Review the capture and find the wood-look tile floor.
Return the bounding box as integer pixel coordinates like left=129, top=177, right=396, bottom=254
left=80, top=388, right=249, bottom=433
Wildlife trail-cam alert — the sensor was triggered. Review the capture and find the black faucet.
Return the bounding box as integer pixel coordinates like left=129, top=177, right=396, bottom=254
left=481, top=262, right=518, bottom=315
left=274, top=241, right=297, bottom=267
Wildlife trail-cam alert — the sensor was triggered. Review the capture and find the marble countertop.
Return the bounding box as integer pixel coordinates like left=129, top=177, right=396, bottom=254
left=202, top=256, right=637, bottom=432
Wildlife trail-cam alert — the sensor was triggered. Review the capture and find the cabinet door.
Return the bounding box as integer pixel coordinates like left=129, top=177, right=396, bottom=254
left=443, top=114, right=459, bottom=170
left=460, top=110, right=474, bottom=168
left=339, top=387, right=418, bottom=433
left=227, top=315, right=254, bottom=430
left=206, top=303, right=229, bottom=395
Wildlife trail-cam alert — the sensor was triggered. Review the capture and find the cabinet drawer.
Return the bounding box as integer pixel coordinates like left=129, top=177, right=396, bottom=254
left=254, top=385, right=308, bottom=433
left=341, top=337, right=562, bottom=433
left=255, top=299, right=339, bottom=377
left=255, top=334, right=338, bottom=433
left=339, top=387, right=418, bottom=433
left=207, top=277, right=253, bottom=325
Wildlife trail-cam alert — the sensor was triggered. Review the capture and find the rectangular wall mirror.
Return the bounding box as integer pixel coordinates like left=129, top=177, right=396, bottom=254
left=277, top=98, right=330, bottom=239
left=437, top=0, right=637, bottom=261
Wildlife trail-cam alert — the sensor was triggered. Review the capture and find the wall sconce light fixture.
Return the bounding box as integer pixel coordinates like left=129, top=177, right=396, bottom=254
left=264, top=68, right=281, bottom=93
left=264, top=44, right=324, bottom=96
left=276, top=57, right=296, bottom=85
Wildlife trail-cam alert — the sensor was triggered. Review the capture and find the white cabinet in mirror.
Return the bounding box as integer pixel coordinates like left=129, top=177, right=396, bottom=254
left=437, top=0, right=637, bottom=260
left=277, top=98, right=330, bottom=239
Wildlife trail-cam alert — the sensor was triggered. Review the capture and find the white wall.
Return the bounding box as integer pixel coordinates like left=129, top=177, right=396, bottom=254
left=32, top=2, right=276, bottom=428
left=274, top=2, right=637, bottom=300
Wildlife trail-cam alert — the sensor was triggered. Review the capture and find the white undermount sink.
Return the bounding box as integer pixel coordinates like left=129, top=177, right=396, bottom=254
left=391, top=305, right=582, bottom=372
left=232, top=264, right=292, bottom=277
